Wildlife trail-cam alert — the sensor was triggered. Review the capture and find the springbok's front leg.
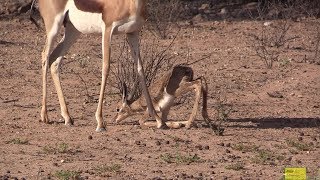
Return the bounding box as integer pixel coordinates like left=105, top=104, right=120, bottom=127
left=126, top=32, right=168, bottom=129
left=95, top=26, right=113, bottom=132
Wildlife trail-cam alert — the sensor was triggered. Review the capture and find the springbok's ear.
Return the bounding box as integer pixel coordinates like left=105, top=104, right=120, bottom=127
left=121, top=82, right=128, bottom=103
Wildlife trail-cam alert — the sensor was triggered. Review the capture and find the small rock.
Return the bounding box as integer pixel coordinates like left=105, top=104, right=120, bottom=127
left=204, top=145, right=210, bottom=150
left=263, top=21, right=272, bottom=26
left=219, top=142, right=225, bottom=146
left=226, top=143, right=231, bottom=147
left=298, top=137, right=303, bottom=141
left=226, top=149, right=231, bottom=153
left=155, top=141, right=161, bottom=146
left=220, top=8, right=228, bottom=16
left=267, top=91, right=284, bottom=98
left=61, top=159, right=65, bottom=163
left=134, top=140, right=141, bottom=145
left=192, top=14, right=204, bottom=22
left=199, top=3, right=210, bottom=10
left=286, top=156, right=293, bottom=162
left=196, top=145, right=203, bottom=150
left=299, top=132, right=304, bottom=136
left=165, top=140, right=170, bottom=145
left=88, top=135, right=93, bottom=140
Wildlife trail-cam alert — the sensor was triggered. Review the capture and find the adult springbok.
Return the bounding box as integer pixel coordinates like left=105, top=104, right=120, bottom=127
left=36, top=0, right=172, bottom=131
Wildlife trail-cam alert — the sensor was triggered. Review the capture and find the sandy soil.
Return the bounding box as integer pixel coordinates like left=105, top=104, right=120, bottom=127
left=0, top=11, right=319, bottom=180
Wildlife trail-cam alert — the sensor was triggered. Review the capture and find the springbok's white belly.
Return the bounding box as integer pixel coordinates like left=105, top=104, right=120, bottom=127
left=156, top=90, right=175, bottom=112
left=66, top=0, right=104, bottom=34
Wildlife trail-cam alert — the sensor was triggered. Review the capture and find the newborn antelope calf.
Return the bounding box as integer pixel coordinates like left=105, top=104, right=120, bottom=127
left=114, top=65, right=218, bottom=129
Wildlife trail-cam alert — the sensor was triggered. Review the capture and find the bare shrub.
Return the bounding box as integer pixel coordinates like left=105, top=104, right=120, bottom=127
left=146, top=0, right=183, bottom=39
left=109, top=32, right=178, bottom=102
left=255, top=0, right=320, bottom=20
left=312, top=26, right=320, bottom=64
left=247, top=20, right=299, bottom=68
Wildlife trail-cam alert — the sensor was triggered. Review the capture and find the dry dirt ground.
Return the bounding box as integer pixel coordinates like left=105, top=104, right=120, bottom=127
left=0, top=12, right=320, bottom=180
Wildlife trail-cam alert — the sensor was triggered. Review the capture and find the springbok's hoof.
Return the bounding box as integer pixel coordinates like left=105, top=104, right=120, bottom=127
left=65, top=120, right=74, bottom=126
left=95, top=127, right=107, bottom=132
left=157, top=123, right=169, bottom=129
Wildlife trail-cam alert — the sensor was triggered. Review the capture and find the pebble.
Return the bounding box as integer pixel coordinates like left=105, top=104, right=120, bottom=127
left=196, top=145, right=203, bottom=150
left=134, top=140, right=141, bottom=145
left=88, top=135, right=93, bottom=140
left=299, top=132, right=304, bottom=136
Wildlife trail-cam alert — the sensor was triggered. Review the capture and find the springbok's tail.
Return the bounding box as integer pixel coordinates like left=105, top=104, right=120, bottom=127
left=30, top=0, right=40, bottom=29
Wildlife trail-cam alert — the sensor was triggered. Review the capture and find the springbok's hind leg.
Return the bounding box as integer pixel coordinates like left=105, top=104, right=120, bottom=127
left=174, top=79, right=203, bottom=129
left=41, top=13, right=65, bottom=124
left=49, top=22, right=80, bottom=126
left=95, top=26, right=113, bottom=132
left=126, top=32, right=169, bottom=129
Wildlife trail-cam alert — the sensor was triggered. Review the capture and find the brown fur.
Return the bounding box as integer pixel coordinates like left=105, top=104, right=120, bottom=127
left=38, top=0, right=68, bottom=33
left=74, top=0, right=104, bottom=13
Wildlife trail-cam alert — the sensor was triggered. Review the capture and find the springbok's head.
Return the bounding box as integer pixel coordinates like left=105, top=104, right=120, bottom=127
left=113, top=83, right=139, bottom=123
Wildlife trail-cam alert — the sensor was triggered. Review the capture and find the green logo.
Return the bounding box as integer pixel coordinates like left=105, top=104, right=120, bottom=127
left=285, top=168, right=306, bottom=180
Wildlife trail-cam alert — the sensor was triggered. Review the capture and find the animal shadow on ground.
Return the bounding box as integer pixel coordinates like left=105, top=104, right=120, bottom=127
left=228, top=117, right=320, bottom=129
